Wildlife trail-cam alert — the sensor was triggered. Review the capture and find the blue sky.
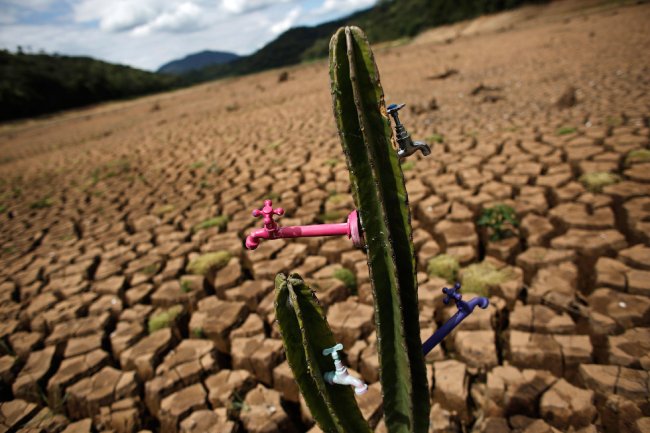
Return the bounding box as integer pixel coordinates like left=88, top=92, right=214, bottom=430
left=0, top=0, right=377, bottom=70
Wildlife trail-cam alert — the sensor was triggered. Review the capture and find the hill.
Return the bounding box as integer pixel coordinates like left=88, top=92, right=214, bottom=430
left=0, top=0, right=545, bottom=121
left=157, top=50, right=240, bottom=75
left=181, top=0, right=543, bottom=83
left=0, top=50, right=177, bottom=122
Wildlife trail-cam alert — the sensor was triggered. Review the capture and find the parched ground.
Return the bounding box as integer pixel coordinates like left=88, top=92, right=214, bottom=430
left=1, top=1, right=649, bottom=432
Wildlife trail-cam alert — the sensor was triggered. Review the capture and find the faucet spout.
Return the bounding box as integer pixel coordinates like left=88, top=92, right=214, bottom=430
left=322, top=343, right=368, bottom=395
left=245, top=228, right=271, bottom=250
left=324, top=368, right=368, bottom=395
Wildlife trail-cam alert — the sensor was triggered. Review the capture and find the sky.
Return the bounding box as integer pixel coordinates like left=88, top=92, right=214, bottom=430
left=0, top=0, right=377, bottom=71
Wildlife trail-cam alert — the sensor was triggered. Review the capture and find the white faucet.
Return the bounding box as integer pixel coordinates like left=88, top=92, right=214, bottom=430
left=322, top=343, right=368, bottom=395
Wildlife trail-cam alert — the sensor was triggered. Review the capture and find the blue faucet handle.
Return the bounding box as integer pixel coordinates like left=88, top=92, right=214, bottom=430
left=442, top=282, right=462, bottom=305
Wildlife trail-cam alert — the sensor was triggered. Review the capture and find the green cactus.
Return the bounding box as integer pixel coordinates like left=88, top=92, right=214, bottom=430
left=275, top=273, right=371, bottom=433
left=277, top=26, right=429, bottom=433
left=329, top=26, right=428, bottom=433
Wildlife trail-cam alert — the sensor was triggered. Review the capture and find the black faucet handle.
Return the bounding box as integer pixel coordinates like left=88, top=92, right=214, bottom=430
left=387, top=103, right=406, bottom=124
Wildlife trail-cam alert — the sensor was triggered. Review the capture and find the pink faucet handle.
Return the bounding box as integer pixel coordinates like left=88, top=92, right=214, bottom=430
left=252, top=199, right=284, bottom=230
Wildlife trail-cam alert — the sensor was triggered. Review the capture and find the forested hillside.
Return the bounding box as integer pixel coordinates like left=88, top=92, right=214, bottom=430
left=182, top=0, right=542, bottom=83
left=0, top=50, right=177, bottom=121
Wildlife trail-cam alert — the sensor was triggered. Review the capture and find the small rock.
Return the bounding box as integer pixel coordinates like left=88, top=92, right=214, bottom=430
left=433, top=359, right=468, bottom=422
left=240, top=384, right=292, bottom=433
left=539, top=378, right=596, bottom=429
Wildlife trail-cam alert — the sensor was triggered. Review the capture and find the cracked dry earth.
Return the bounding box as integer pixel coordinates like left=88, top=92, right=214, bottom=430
left=1, top=1, right=650, bottom=433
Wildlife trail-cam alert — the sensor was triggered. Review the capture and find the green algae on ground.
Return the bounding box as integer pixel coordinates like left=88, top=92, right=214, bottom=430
left=148, top=305, right=183, bottom=334
left=625, top=149, right=650, bottom=166
left=401, top=161, right=415, bottom=171
left=141, top=263, right=160, bottom=276
left=426, top=133, right=444, bottom=143
left=556, top=126, right=577, bottom=135
left=30, top=196, right=54, bottom=209
left=153, top=204, right=175, bottom=216
left=318, top=210, right=346, bottom=222
left=192, top=215, right=228, bottom=233
left=461, top=261, right=514, bottom=297
left=186, top=251, right=231, bottom=276
left=326, top=194, right=347, bottom=205
left=478, top=204, right=519, bottom=241
left=579, top=172, right=620, bottom=193
left=427, top=254, right=460, bottom=282
left=332, top=267, right=357, bottom=291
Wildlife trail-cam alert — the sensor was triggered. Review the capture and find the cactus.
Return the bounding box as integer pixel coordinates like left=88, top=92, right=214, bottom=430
left=329, top=26, right=429, bottom=433
left=275, top=26, right=429, bottom=433
left=275, top=273, right=371, bottom=433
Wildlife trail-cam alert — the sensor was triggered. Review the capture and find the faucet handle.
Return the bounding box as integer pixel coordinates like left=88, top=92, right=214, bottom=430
left=251, top=199, right=284, bottom=230
left=387, top=103, right=405, bottom=115
left=442, top=282, right=462, bottom=305
left=322, top=343, right=344, bottom=360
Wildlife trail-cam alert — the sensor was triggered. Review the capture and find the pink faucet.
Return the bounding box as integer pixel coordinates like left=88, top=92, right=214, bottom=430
left=245, top=199, right=363, bottom=250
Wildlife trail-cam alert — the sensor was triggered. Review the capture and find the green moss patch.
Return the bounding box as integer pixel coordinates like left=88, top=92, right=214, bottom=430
left=30, top=196, right=54, bottom=209
left=426, top=133, right=444, bottom=143
left=478, top=204, right=519, bottom=241
left=327, top=194, right=346, bottom=205
left=427, top=254, right=460, bottom=282
left=579, top=172, right=620, bottom=193
left=148, top=305, right=183, bottom=334
left=186, top=251, right=232, bottom=276
left=192, top=215, right=228, bottom=233
left=141, top=263, right=161, bottom=276
left=401, top=161, right=415, bottom=171
left=460, top=261, right=513, bottom=297
left=318, top=210, right=346, bottom=222
left=333, top=267, right=357, bottom=291
left=556, top=126, right=577, bottom=135
left=625, top=149, right=650, bottom=166
left=153, top=204, right=175, bottom=216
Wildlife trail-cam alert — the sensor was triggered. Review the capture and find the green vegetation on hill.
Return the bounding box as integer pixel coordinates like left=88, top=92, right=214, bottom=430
left=0, top=0, right=545, bottom=121
left=181, top=0, right=543, bottom=83
left=0, top=50, right=177, bottom=121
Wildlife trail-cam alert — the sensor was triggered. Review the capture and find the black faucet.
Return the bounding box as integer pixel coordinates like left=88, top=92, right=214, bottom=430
left=387, top=103, right=431, bottom=158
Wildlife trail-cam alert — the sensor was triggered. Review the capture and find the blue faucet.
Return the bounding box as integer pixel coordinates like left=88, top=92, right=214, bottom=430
left=422, top=282, right=490, bottom=356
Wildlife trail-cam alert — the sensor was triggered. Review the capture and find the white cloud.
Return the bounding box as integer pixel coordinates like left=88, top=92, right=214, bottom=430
left=270, top=6, right=301, bottom=35
left=0, top=0, right=379, bottom=70
left=0, top=5, right=286, bottom=69
left=100, top=3, right=161, bottom=32
left=318, top=0, right=375, bottom=14
left=220, top=0, right=295, bottom=15
left=73, top=0, right=207, bottom=33
left=74, top=0, right=153, bottom=31
left=132, top=2, right=205, bottom=35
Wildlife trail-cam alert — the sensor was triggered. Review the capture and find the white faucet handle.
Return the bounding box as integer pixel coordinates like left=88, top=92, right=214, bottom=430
left=322, top=343, right=344, bottom=358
